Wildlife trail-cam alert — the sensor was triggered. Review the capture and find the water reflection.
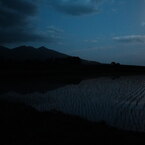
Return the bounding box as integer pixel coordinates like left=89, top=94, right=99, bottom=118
left=1, top=75, right=145, bottom=132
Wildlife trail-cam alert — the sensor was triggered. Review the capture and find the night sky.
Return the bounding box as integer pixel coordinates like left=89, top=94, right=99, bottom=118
left=1, top=0, right=145, bottom=65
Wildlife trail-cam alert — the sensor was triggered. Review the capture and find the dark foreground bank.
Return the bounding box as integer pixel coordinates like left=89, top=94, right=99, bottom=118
left=1, top=100, right=145, bottom=145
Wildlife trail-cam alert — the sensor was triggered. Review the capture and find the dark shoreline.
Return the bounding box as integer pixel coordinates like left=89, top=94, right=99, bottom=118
left=1, top=72, right=145, bottom=94
left=1, top=61, right=145, bottom=144
left=1, top=100, right=145, bottom=145
left=1, top=63, right=145, bottom=79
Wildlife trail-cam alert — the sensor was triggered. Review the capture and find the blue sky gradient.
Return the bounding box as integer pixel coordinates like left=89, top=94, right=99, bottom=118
left=1, top=0, right=145, bottom=65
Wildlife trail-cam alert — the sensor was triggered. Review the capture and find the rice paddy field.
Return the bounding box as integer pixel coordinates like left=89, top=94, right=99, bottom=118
left=1, top=75, right=145, bottom=133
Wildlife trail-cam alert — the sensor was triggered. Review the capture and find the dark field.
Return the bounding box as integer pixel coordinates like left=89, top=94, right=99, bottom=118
left=1, top=100, right=145, bottom=145
left=1, top=58, right=145, bottom=145
left=1, top=74, right=145, bottom=145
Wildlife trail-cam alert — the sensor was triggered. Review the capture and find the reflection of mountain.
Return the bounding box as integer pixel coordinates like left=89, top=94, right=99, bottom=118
left=0, top=77, right=81, bottom=94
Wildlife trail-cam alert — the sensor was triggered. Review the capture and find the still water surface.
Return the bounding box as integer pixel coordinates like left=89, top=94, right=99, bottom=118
left=1, top=75, right=145, bottom=132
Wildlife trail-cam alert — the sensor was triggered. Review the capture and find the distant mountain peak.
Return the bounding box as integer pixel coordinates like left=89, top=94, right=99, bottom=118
left=0, top=45, right=100, bottom=64
left=0, top=46, right=69, bottom=61
left=38, top=46, right=48, bottom=50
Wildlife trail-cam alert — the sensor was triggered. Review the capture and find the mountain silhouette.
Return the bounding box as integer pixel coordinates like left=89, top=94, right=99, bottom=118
left=0, top=46, right=100, bottom=65
left=1, top=45, right=145, bottom=77
left=0, top=46, right=69, bottom=61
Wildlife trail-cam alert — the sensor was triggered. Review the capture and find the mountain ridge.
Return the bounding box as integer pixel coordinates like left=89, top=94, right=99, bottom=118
left=0, top=46, right=69, bottom=61
left=0, top=46, right=100, bottom=65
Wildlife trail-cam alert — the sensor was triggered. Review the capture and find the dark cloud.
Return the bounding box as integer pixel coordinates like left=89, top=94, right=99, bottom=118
left=0, top=0, right=36, bottom=16
left=0, top=28, right=47, bottom=44
left=49, top=0, right=102, bottom=16
left=113, top=35, right=145, bottom=43
left=0, top=0, right=102, bottom=45
left=0, top=0, right=52, bottom=44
